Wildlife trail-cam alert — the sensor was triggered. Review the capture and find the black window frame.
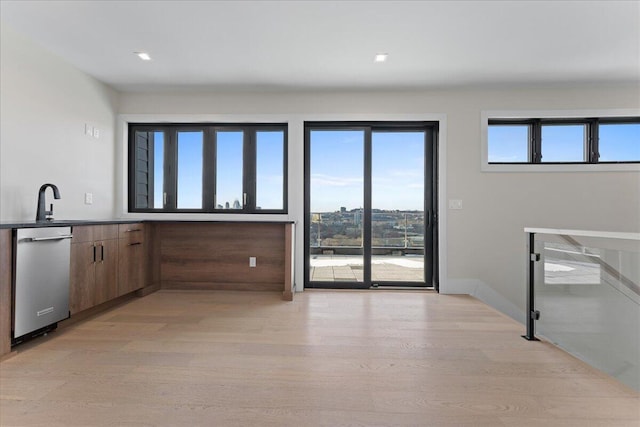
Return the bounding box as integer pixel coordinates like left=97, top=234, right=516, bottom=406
left=488, top=116, right=640, bottom=165
left=303, top=120, right=440, bottom=291
left=128, top=123, right=288, bottom=214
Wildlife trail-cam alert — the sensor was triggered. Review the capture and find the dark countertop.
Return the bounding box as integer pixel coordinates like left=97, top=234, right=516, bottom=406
left=0, top=219, right=295, bottom=229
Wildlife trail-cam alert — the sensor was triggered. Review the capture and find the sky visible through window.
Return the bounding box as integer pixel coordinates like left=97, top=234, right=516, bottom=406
left=488, top=122, right=639, bottom=163
left=310, top=130, right=425, bottom=213
left=152, top=130, right=285, bottom=210
left=150, top=122, right=636, bottom=211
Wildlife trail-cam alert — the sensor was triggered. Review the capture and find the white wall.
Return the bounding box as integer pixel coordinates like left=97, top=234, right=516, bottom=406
left=0, top=25, right=119, bottom=222
left=118, top=85, right=640, bottom=322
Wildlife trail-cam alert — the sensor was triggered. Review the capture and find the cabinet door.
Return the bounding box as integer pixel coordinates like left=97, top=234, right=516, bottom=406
left=118, top=239, right=144, bottom=296
left=94, top=239, right=118, bottom=306
left=70, top=242, right=96, bottom=314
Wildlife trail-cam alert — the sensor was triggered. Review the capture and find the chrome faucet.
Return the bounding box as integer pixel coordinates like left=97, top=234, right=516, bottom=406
left=36, top=183, right=61, bottom=222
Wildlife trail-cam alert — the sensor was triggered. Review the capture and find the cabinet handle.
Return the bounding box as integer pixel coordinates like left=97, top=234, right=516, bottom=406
left=128, top=242, right=142, bottom=246
left=93, top=244, right=97, bottom=263
left=125, top=229, right=142, bottom=232
left=100, top=243, right=104, bottom=262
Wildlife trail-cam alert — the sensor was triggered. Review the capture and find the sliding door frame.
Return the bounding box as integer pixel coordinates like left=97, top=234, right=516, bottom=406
left=304, top=121, right=439, bottom=291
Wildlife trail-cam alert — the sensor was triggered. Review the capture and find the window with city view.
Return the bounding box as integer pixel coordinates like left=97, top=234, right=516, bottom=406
left=306, top=123, right=437, bottom=288
left=128, top=123, right=287, bottom=213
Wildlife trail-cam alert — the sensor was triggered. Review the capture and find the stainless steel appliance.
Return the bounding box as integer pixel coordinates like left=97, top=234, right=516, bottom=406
left=13, top=227, right=72, bottom=342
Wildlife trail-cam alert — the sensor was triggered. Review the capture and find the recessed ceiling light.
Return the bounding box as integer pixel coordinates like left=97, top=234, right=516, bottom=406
left=135, top=52, right=152, bottom=61
left=374, top=53, right=388, bottom=63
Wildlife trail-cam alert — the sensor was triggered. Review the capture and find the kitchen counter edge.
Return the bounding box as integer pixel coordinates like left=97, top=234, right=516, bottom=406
left=0, top=219, right=295, bottom=229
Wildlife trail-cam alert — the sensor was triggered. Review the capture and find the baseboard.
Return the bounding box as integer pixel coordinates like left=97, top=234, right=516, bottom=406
left=442, top=278, right=526, bottom=324
left=135, top=283, right=161, bottom=297
left=161, top=281, right=284, bottom=292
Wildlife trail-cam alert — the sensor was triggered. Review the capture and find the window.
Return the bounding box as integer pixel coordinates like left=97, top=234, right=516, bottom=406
left=599, top=122, right=640, bottom=162
left=487, top=124, right=529, bottom=163
left=304, top=121, right=438, bottom=290
left=540, top=123, right=587, bottom=163
left=215, top=131, right=244, bottom=210
left=488, top=117, right=640, bottom=164
left=128, top=123, right=287, bottom=213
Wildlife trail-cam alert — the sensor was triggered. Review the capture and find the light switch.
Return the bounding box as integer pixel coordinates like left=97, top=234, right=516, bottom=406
left=249, top=257, right=257, bottom=267
left=449, top=199, right=463, bottom=210
left=93, top=128, right=100, bottom=139
left=84, top=192, right=93, bottom=205
left=84, top=124, right=93, bottom=137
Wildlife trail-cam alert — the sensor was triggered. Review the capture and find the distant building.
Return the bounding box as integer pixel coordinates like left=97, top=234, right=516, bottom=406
left=233, top=199, right=241, bottom=209
left=354, top=209, right=362, bottom=226
left=340, top=206, right=346, bottom=213
left=225, top=201, right=230, bottom=209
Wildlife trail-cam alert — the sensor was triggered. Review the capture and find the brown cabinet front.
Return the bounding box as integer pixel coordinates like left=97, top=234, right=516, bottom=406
left=69, top=225, right=118, bottom=314
left=117, top=223, right=145, bottom=296
left=94, top=239, right=118, bottom=305
left=0, top=229, right=12, bottom=357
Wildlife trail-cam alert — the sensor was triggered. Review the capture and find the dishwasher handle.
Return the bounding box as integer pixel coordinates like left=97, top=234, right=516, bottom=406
left=22, top=234, right=73, bottom=242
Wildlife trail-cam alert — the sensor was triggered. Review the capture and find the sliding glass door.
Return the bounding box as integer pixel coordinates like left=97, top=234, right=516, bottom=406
left=305, top=122, right=437, bottom=289
left=308, top=129, right=365, bottom=282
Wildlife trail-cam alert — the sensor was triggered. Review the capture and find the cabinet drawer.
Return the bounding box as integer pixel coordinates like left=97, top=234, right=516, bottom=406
left=118, top=223, right=145, bottom=243
left=71, top=224, right=118, bottom=243
left=71, top=225, right=93, bottom=243
left=95, top=224, right=118, bottom=241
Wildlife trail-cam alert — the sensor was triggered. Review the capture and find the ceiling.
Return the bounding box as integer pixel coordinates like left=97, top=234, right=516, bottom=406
left=1, top=0, right=638, bottom=92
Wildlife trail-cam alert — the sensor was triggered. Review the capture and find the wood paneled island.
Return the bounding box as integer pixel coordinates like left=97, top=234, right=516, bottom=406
left=147, top=221, right=295, bottom=301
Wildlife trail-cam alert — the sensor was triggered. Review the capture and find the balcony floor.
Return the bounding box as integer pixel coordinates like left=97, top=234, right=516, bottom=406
left=310, top=254, right=425, bottom=283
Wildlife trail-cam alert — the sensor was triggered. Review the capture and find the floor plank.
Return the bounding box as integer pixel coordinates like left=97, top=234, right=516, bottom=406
left=1, top=290, right=638, bottom=426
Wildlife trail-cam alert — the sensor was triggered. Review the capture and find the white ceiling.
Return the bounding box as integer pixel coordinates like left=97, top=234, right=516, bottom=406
left=1, top=0, right=639, bottom=92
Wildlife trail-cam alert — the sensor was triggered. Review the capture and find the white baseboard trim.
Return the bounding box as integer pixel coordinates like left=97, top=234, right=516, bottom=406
left=442, top=278, right=526, bottom=325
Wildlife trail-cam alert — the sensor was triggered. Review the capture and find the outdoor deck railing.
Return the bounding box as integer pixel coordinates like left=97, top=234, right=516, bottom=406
left=524, top=228, right=640, bottom=391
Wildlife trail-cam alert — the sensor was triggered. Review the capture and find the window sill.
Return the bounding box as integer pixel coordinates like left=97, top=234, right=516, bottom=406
left=481, top=163, right=640, bottom=173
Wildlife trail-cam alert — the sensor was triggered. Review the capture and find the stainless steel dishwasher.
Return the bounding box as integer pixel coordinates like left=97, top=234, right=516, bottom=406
left=13, top=226, right=72, bottom=343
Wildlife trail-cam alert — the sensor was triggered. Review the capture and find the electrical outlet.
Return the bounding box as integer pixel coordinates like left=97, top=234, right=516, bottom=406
left=93, top=128, right=100, bottom=139
left=249, top=257, right=257, bottom=268
left=84, top=192, right=93, bottom=205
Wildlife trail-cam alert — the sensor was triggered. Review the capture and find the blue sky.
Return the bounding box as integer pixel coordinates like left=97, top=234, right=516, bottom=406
left=153, top=130, right=284, bottom=210
left=256, top=131, right=284, bottom=209
left=177, top=131, right=204, bottom=209
left=488, top=123, right=639, bottom=163
left=599, top=123, right=640, bottom=162
left=310, top=130, right=425, bottom=212
left=215, top=131, right=243, bottom=209
left=151, top=123, right=637, bottom=210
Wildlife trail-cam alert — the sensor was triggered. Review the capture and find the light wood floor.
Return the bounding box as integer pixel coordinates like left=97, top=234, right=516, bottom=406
left=1, top=290, right=638, bottom=426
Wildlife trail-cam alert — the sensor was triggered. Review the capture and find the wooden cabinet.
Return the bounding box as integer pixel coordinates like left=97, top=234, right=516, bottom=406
left=0, top=229, right=12, bottom=357
left=153, top=222, right=294, bottom=300
left=117, top=223, right=145, bottom=296
left=95, top=240, right=118, bottom=305
left=69, top=225, right=118, bottom=314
